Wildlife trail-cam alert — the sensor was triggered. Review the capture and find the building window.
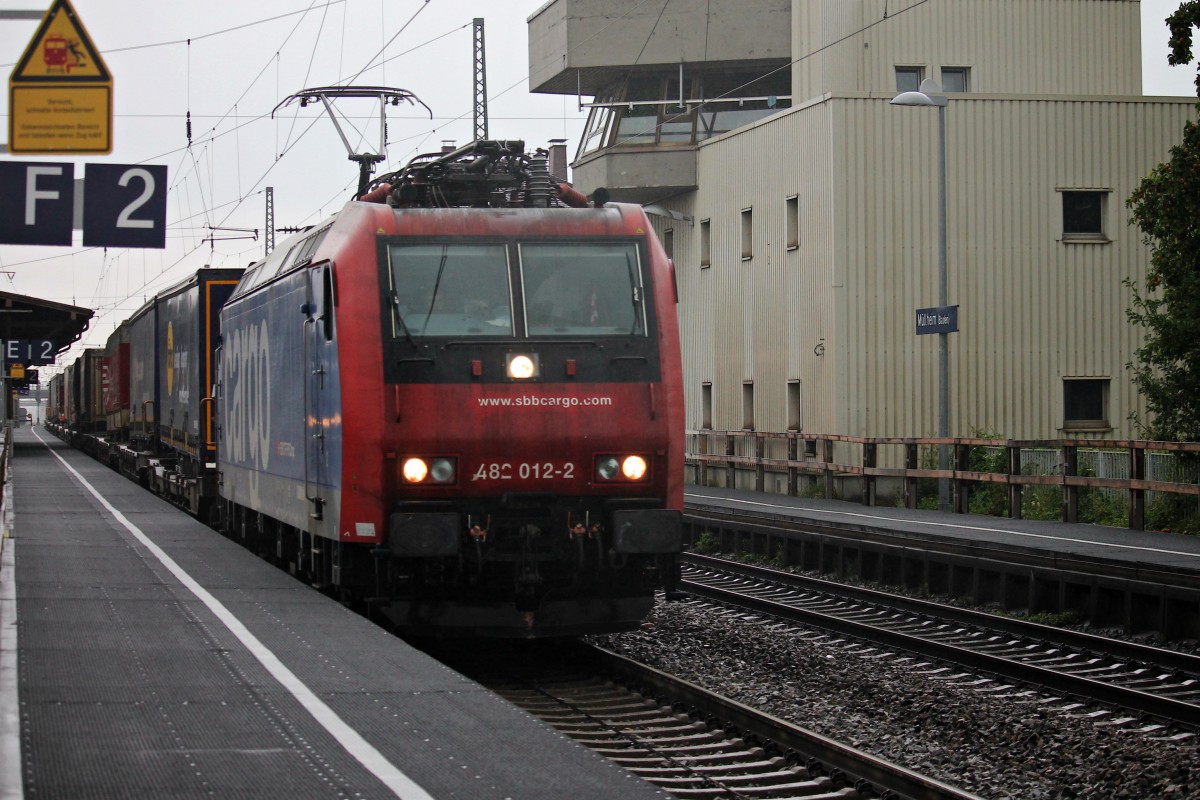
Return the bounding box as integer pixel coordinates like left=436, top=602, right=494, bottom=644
left=786, top=195, right=799, bottom=250
left=742, top=382, right=754, bottom=430
left=579, top=101, right=615, bottom=155
left=741, top=208, right=753, bottom=261
left=941, top=67, right=970, bottom=92
left=1063, top=378, right=1110, bottom=430
left=662, top=228, right=674, bottom=259
left=695, top=69, right=791, bottom=141
left=895, top=66, right=925, bottom=92
left=613, top=75, right=662, bottom=146
left=787, top=380, right=802, bottom=431
left=1062, top=190, right=1109, bottom=241
left=700, top=218, right=711, bottom=268
left=702, top=382, right=713, bottom=429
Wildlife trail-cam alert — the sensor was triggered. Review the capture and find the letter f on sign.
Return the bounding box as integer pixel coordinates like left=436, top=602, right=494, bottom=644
left=26, top=167, right=63, bottom=225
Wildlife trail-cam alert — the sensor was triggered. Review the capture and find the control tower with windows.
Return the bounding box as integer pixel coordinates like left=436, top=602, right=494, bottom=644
left=528, top=0, right=792, bottom=203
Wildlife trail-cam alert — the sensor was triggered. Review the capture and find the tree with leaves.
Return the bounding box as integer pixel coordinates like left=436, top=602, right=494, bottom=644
left=1167, top=2, right=1200, bottom=94
left=1124, top=4, right=1200, bottom=440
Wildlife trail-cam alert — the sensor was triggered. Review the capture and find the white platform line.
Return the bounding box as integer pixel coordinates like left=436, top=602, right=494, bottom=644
left=1, top=539, right=21, bottom=800
left=35, top=431, right=435, bottom=800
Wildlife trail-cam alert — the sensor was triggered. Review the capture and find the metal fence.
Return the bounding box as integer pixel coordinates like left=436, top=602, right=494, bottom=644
left=1013, top=448, right=1199, bottom=504
left=685, top=430, right=1200, bottom=530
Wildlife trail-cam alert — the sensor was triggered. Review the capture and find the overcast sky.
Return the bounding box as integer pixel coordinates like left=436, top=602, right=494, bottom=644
left=0, top=0, right=1196, bottom=373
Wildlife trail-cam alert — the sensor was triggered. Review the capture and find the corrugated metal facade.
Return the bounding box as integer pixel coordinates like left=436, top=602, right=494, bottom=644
left=654, top=93, right=1196, bottom=443
left=837, top=94, right=1196, bottom=441
left=663, top=97, right=842, bottom=437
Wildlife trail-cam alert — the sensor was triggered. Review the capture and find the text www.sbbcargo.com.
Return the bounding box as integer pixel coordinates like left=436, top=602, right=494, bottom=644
left=477, top=396, right=614, bottom=408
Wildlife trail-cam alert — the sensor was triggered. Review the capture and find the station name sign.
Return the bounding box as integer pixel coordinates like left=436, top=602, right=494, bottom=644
left=0, top=161, right=168, bottom=248
left=915, top=305, right=959, bottom=335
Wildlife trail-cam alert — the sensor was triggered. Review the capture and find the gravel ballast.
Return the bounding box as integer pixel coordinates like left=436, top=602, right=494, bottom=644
left=590, top=600, right=1197, bottom=799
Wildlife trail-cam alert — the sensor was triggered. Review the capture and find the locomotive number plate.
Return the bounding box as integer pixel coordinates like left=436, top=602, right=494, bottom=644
left=470, top=461, right=577, bottom=481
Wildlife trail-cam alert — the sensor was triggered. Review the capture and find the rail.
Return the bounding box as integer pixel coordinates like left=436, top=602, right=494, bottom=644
left=685, top=429, right=1200, bottom=531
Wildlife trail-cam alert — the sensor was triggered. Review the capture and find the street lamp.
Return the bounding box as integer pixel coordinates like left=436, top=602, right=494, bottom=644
left=891, top=78, right=951, bottom=511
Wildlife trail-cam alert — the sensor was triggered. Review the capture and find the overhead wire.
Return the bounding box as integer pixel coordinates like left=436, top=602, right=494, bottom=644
left=62, top=0, right=345, bottom=349
left=342, top=0, right=432, bottom=85
left=11, top=0, right=453, bottom=315
left=32, top=0, right=932, bottom=362
left=0, top=0, right=348, bottom=68
left=395, top=0, right=666, bottom=159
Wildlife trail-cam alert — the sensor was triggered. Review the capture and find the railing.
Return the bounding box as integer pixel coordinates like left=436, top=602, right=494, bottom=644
left=685, top=430, right=1200, bottom=531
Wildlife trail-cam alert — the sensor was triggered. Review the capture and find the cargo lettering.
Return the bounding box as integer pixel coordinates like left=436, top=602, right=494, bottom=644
left=225, top=319, right=271, bottom=470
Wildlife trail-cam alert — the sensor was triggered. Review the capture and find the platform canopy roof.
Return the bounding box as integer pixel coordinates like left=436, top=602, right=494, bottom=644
left=0, top=292, right=93, bottom=359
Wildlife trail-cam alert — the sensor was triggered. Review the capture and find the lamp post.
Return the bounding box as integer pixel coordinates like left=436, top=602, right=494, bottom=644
left=891, top=78, right=950, bottom=511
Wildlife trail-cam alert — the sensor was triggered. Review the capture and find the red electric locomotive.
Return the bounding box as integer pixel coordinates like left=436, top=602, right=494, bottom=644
left=217, top=141, right=684, bottom=637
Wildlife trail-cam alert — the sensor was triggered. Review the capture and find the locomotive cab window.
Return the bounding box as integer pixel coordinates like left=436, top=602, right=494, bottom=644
left=387, top=243, right=513, bottom=337
left=519, top=242, right=647, bottom=337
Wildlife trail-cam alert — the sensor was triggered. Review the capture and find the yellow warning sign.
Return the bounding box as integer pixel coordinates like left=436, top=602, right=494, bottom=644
left=9, top=84, right=110, bottom=152
left=8, top=0, right=113, bottom=154
left=11, top=0, right=110, bottom=81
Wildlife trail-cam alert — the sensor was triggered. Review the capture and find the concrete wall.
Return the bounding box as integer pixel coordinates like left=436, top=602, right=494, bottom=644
left=529, top=0, right=791, bottom=94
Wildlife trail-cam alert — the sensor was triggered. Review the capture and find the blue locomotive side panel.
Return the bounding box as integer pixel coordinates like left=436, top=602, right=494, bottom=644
left=219, top=264, right=343, bottom=536
left=157, top=269, right=241, bottom=460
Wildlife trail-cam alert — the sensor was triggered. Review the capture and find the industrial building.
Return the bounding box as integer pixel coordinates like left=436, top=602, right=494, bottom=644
left=528, top=0, right=1197, bottom=444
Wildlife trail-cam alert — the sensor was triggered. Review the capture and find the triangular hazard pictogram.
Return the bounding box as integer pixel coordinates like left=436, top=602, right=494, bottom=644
left=11, top=0, right=111, bottom=82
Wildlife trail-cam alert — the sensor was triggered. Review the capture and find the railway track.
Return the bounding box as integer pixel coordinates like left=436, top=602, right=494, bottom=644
left=431, top=639, right=981, bottom=800
left=679, top=553, right=1200, bottom=734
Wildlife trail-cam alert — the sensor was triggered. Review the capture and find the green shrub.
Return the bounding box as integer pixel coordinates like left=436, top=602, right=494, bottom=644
left=692, top=530, right=720, bottom=553
left=966, top=429, right=1009, bottom=517
left=1146, top=492, right=1200, bottom=533
left=1021, top=482, right=1062, bottom=521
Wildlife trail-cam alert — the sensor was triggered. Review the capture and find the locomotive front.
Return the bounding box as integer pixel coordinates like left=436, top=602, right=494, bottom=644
left=349, top=144, right=682, bottom=636
left=369, top=209, right=684, bottom=636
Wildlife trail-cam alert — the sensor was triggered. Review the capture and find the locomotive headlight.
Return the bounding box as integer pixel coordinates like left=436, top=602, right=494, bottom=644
left=621, top=455, right=648, bottom=480
left=506, top=352, right=540, bottom=380
left=402, top=458, right=429, bottom=483
left=402, top=457, right=456, bottom=485
left=595, top=454, right=650, bottom=482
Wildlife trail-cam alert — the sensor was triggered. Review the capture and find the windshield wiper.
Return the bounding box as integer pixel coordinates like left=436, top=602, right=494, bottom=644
left=392, top=290, right=417, bottom=348
left=626, top=252, right=644, bottom=335
left=423, top=245, right=451, bottom=323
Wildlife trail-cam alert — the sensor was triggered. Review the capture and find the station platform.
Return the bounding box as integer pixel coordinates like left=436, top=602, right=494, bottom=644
left=683, top=485, right=1200, bottom=637
left=0, top=428, right=664, bottom=800
left=684, top=485, right=1200, bottom=579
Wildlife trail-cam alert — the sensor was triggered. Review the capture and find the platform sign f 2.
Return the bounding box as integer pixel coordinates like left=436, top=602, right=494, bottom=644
left=0, top=161, right=167, bottom=248
left=83, top=164, right=167, bottom=248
